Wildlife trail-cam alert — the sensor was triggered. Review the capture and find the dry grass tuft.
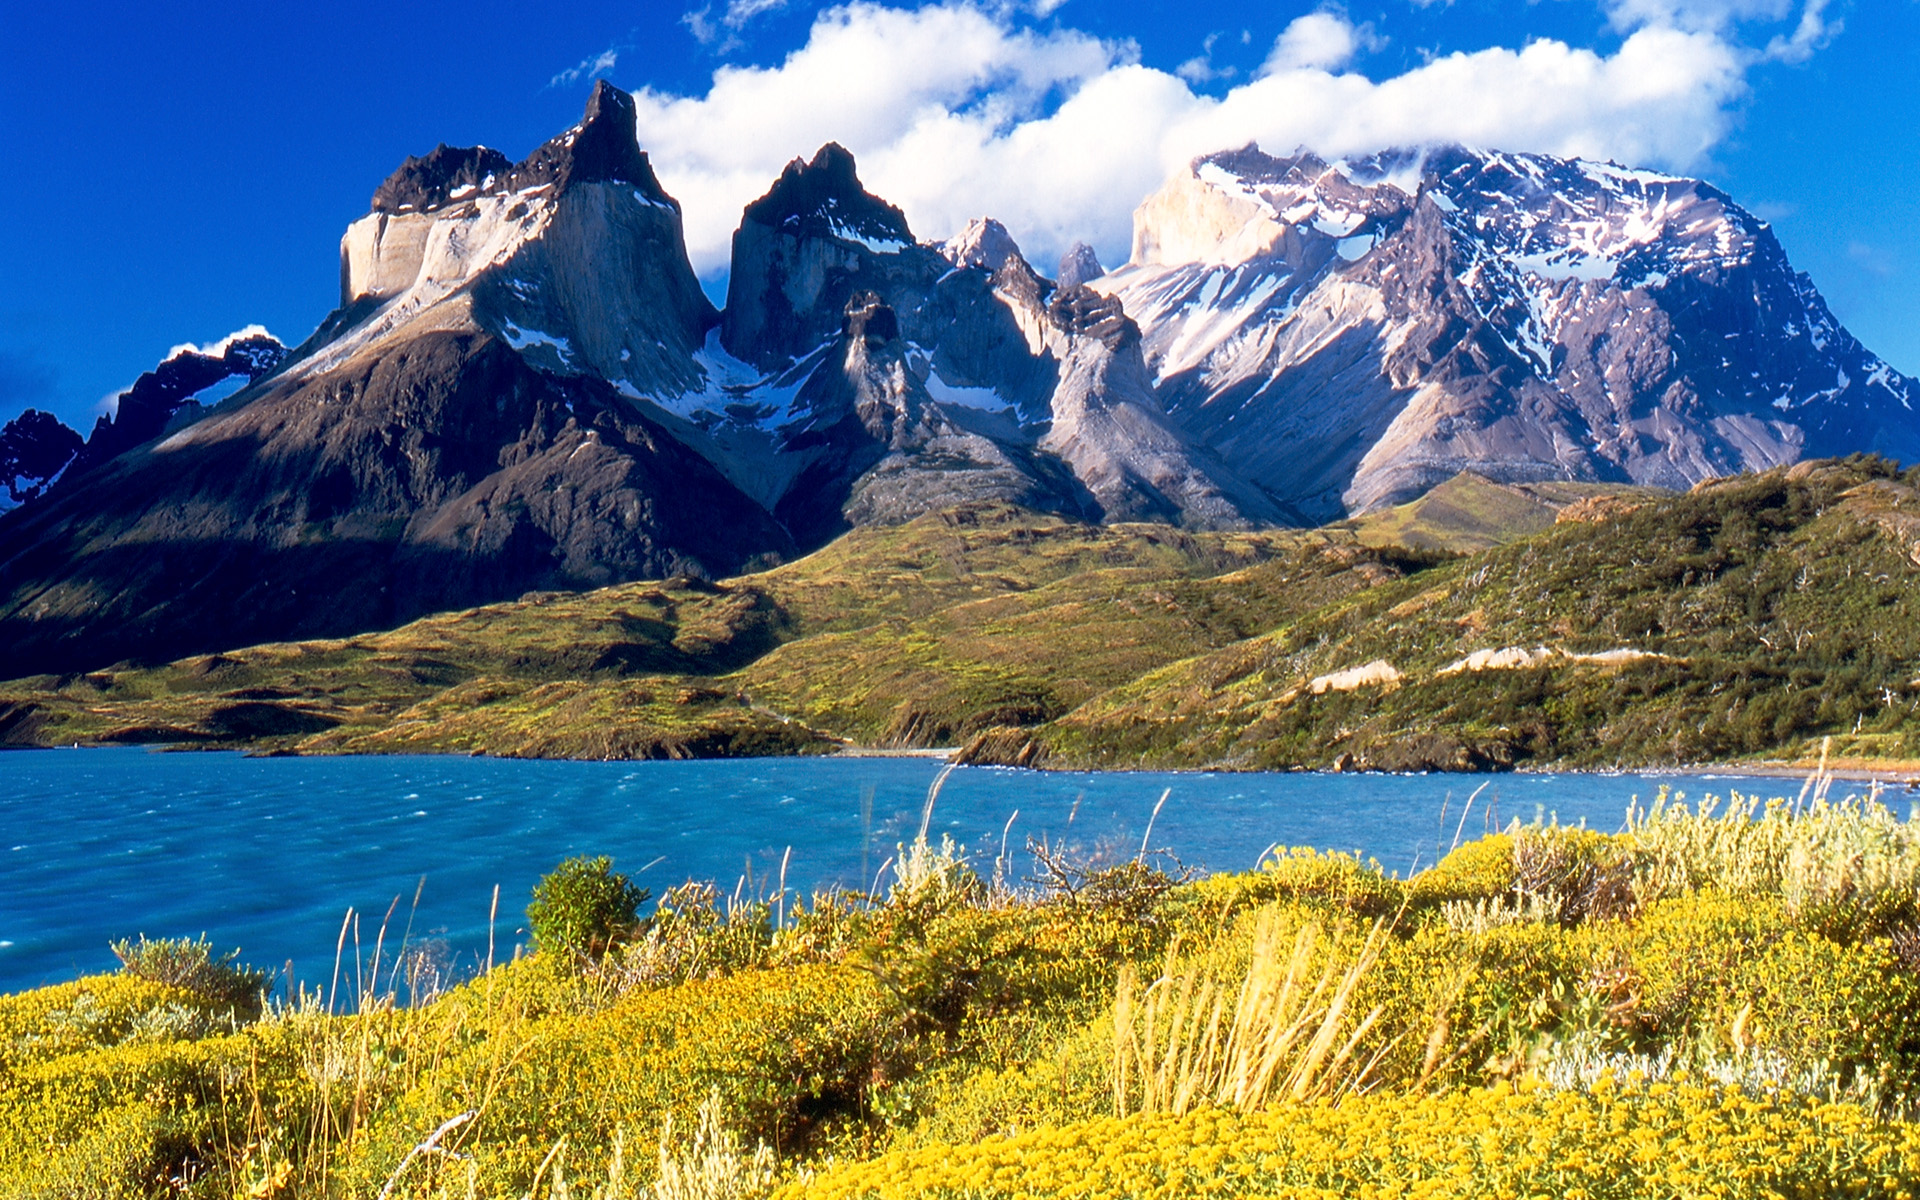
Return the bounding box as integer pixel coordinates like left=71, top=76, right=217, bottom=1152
left=1112, top=909, right=1393, bottom=1116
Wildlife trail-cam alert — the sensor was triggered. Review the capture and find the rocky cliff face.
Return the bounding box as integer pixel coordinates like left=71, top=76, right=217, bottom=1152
left=721, top=144, right=946, bottom=370
left=771, top=292, right=1094, bottom=543
left=326, top=80, right=716, bottom=401
left=665, top=155, right=1274, bottom=540
left=1098, top=145, right=1920, bottom=518
left=0, top=83, right=788, bottom=676
left=1039, top=288, right=1286, bottom=528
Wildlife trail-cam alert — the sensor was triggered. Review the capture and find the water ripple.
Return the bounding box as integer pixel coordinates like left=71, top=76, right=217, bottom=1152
left=0, top=746, right=1818, bottom=995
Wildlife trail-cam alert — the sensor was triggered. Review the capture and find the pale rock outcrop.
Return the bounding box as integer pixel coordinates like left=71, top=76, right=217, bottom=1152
left=1308, top=660, right=1403, bottom=694
left=1436, top=645, right=1668, bottom=676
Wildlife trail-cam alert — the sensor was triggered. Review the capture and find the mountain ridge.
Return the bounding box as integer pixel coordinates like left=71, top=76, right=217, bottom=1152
left=2, top=84, right=1915, bottom=676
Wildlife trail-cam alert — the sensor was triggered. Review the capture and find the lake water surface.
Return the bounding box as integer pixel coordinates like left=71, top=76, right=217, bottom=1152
left=0, top=747, right=1824, bottom=995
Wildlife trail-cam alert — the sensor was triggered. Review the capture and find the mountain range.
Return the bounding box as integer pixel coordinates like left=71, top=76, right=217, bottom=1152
left=2, top=80, right=1915, bottom=677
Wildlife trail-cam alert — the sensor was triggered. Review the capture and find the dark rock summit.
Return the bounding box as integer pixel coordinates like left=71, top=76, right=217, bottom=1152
left=370, top=144, right=514, bottom=214
left=742, top=142, right=913, bottom=245
left=1056, top=242, right=1104, bottom=289
left=505, top=79, right=676, bottom=202
left=721, top=143, right=944, bottom=369
left=368, top=82, right=673, bottom=216
left=0, top=411, right=83, bottom=507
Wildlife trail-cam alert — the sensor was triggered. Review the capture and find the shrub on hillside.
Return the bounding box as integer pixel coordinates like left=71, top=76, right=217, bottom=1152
left=527, top=855, right=650, bottom=961
left=109, top=933, right=269, bottom=1016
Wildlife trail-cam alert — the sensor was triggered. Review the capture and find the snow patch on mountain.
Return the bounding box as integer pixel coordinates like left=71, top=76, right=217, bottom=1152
left=1096, top=142, right=1920, bottom=519
left=166, top=325, right=280, bottom=365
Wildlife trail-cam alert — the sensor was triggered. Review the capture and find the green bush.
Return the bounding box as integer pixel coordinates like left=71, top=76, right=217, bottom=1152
left=108, top=934, right=270, bottom=1017
left=527, top=855, right=650, bottom=962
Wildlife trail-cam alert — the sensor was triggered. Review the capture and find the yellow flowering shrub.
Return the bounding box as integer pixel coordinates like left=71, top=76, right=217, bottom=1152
left=0, top=1036, right=218, bottom=1192
left=1407, top=833, right=1517, bottom=907
left=1180, top=849, right=1407, bottom=922
left=0, top=973, right=217, bottom=1072
left=1614, top=893, right=1920, bottom=1088
left=783, top=1081, right=1920, bottom=1200
left=337, top=963, right=901, bottom=1194
left=1358, top=918, right=1592, bottom=1087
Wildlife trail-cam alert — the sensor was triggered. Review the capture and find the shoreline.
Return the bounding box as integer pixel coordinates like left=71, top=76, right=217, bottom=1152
left=1684, top=758, right=1920, bottom=787
left=19, top=739, right=1920, bottom=786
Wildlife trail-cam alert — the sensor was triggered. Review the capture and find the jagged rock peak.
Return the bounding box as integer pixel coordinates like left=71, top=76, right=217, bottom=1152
left=1048, top=287, right=1138, bottom=350
left=0, top=410, right=83, bottom=507
left=99, top=332, right=288, bottom=445
left=841, top=291, right=901, bottom=344
left=1, top=328, right=289, bottom=509
left=741, top=143, right=913, bottom=248
left=510, top=80, right=672, bottom=201
left=170, top=329, right=287, bottom=376
left=368, top=81, right=673, bottom=217
left=371, top=144, right=514, bottom=214
left=942, top=218, right=1020, bottom=272
left=1057, top=242, right=1104, bottom=288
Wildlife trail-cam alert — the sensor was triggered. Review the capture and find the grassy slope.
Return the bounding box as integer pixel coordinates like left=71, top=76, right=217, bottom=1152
left=6, top=460, right=1917, bottom=771
left=1334, top=471, right=1664, bottom=554
left=1012, top=458, right=1920, bottom=771
left=0, top=505, right=1339, bottom=757
left=736, top=538, right=1418, bottom=746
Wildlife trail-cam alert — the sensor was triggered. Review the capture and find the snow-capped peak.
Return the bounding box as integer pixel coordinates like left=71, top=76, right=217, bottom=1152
left=941, top=217, right=1022, bottom=272
left=165, top=324, right=279, bottom=365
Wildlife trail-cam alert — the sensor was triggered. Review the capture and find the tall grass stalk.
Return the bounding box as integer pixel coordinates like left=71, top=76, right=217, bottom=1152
left=1138, top=788, right=1172, bottom=860
left=1626, top=786, right=1920, bottom=914
left=1112, top=910, right=1391, bottom=1117
left=651, top=1091, right=777, bottom=1200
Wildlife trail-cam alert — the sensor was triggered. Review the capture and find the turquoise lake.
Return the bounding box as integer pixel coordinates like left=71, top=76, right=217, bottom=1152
left=0, top=747, right=1830, bottom=996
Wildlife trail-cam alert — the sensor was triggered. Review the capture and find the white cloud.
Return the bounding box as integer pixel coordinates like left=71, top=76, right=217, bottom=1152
left=1261, top=11, right=1380, bottom=75
left=686, top=0, right=798, bottom=48
left=725, top=0, right=790, bottom=26
left=630, top=1, right=1820, bottom=280
left=1761, top=0, right=1836, bottom=63
left=550, top=46, right=620, bottom=88
left=1176, top=31, right=1238, bottom=84
left=1603, top=0, right=1836, bottom=59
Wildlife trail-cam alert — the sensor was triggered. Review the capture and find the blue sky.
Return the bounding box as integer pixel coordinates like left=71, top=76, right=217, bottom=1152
left=1, top=0, right=1914, bottom=432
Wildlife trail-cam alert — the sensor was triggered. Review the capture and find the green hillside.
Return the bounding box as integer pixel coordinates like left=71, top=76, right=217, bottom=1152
left=0, top=507, right=1322, bottom=758
left=992, top=458, right=1920, bottom=772
left=5, top=458, right=1918, bottom=773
